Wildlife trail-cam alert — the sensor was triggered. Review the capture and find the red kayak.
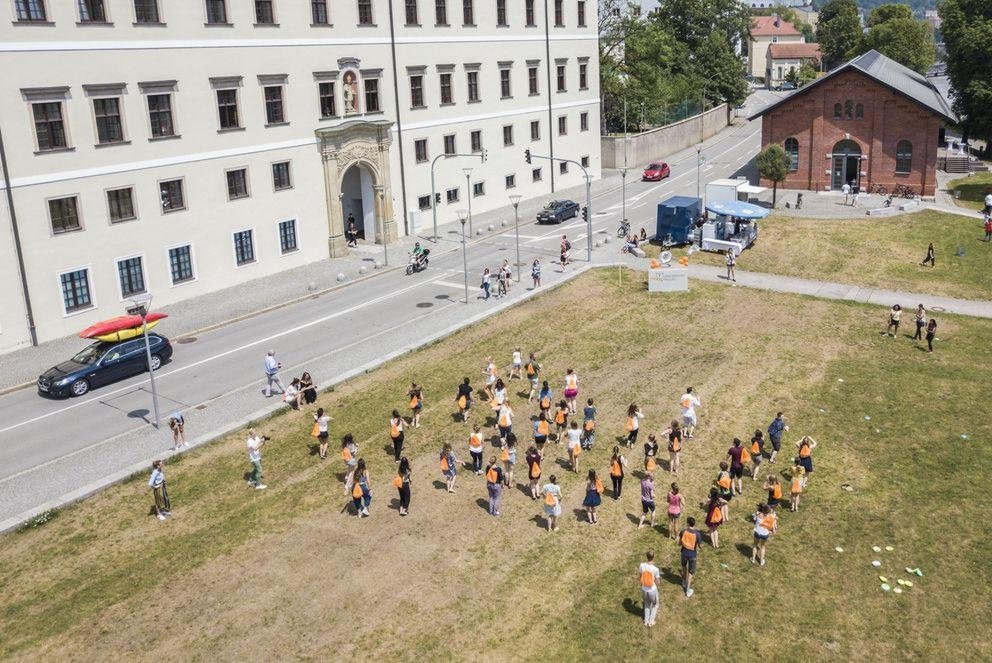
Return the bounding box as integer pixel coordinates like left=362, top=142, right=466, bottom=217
left=78, top=312, right=168, bottom=339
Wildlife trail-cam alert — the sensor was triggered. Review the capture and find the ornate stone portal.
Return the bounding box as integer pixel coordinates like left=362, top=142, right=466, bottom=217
left=316, top=119, right=398, bottom=257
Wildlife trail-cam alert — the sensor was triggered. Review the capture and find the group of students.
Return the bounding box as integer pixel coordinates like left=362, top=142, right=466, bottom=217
left=886, top=304, right=938, bottom=353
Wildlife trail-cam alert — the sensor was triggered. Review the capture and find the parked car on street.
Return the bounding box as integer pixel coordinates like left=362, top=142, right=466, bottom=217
left=536, top=199, right=579, bottom=224
left=37, top=333, right=173, bottom=397
left=776, top=82, right=797, bottom=91
left=642, top=162, right=671, bottom=181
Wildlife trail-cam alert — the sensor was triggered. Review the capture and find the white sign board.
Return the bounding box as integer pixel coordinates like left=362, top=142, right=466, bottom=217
left=648, top=267, right=689, bottom=292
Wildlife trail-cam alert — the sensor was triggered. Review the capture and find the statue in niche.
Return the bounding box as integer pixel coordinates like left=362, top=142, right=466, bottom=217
left=343, top=71, right=359, bottom=114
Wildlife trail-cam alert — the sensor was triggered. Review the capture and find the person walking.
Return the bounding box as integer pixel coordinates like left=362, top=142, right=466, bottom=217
left=850, top=180, right=860, bottom=207
left=351, top=458, right=372, bottom=517
left=582, top=470, right=603, bottom=524
left=789, top=463, right=803, bottom=512
left=750, top=430, right=765, bottom=481
left=751, top=503, right=778, bottom=566
left=609, top=446, right=628, bottom=500
left=796, top=436, right=817, bottom=486
left=725, top=250, right=737, bottom=283
left=509, top=347, right=523, bottom=380
left=483, top=357, right=497, bottom=401
left=148, top=459, right=170, bottom=520
left=553, top=401, right=569, bottom=444
left=581, top=398, right=597, bottom=449
left=485, top=456, right=504, bottom=516
left=495, top=267, right=508, bottom=299
left=727, top=438, right=746, bottom=495
left=984, top=216, right=992, bottom=242
left=715, top=463, right=733, bottom=520
left=666, top=483, right=685, bottom=540
left=341, top=434, right=358, bottom=495
left=886, top=304, right=902, bottom=337
left=703, top=487, right=726, bottom=548
left=643, top=433, right=659, bottom=474
left=841, top=181, right=851, bottom=205
left=440, top=443, right=458, bottom=493
left=763, top=475, right=783, bottom=511
left=679, top=516, right=702, bottom=598
left=921, top=242, right=935, bottom=268
left=638, top=473, right=656, bottom=529
left=563, top=368, right=579, bottom=414
left=501, top=433, right=517, bottom=488
left=767, top=412, right=788, bottom=464
left=502, top=259, right=513, bottom=294
left=346, top=214, right=358, bottom=246
left=525, top=353, right=542, bottom=402
left=679, top=387, right=700, bottom=439
left=559, top=235, right=571, bottom=272
left=638, top=551, right=662, bottom=627
left=263, top=350, right=285, bottom=398
left=493, top=378, right=508, bottom=409
left=533, top=411, right=551, bottom=452
left=625, top=404, right=644, bottom=449
left=526, top=445, right=543, bottom=499
left=913, top=304, right=927, bottom=341
left=925, top=317, right=937, bottom=352
left=566, top=421, right=582, bottom=473
left=496, top=401, right=514, bottom=446
left=542, top=475, right=563, bottom=532
left=468, top=424, right=485, bottom=475
left=246, top=429, right=267, bottom=490
left=538, top=382, right=553, bottom=416
left=388, top=410, right=406, bottom=463
left=314, top=407, right=331, bottom=460
left=300, top=371, right=317, bottom=406
left=168, top=412, right=187, bottom=449
left=456, top=377, right=473, bottom=422
left=481, top=267, right=492, bottom=300
left=394, top=457, right=412, bottom=516
left=408, top=383, right=424, bottom=428
left=531, top=258, right=542, bottom=288
left=666, top=420, right=683, bottom=474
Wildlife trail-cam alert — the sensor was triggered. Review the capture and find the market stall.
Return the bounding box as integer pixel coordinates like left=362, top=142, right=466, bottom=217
left=700, top=200, right=769, bottom=255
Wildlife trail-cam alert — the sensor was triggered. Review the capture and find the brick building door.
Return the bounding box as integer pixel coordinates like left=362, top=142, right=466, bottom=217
left=831, top=139, right=861, bottom=191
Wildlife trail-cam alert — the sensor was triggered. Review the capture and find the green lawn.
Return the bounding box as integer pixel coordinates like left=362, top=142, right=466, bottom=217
left=1, top=270, right=990, bottom=660
left=948, top=172, right=992, bottom=212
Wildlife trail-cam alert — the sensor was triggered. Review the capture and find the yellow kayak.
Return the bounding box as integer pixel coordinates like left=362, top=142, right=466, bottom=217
left=94, top=320, right=159, bottom=342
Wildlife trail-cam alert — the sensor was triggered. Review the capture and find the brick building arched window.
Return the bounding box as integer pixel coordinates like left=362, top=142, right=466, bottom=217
left=895, top=140, right=913, bottom=174
left=784, top=137, right=799, bottom=172
left=844, top=100, right=853, bottom=119
left=833, top=103, right=842, bottom=119
left=855, top=103, right=864, bottom=119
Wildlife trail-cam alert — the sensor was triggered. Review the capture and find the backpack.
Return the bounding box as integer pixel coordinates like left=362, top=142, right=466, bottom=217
left=544, top=490, right=558, bottom=507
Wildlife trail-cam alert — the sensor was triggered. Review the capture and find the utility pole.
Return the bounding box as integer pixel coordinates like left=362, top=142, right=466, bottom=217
left=430, top=151, right=485, bottom=242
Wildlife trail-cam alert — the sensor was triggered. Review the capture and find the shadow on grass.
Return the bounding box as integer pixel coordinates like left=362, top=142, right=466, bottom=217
left=476, top=497, right=490, bottom=512
left=659, top=567, right=683, bottom=587
left=516, top=483, right=532, bottom=498
left=530, top=514, right=548, bottom=530
left=572, top=508, right=588, bottom=523
left=621, top=597, right=642, bottom=617
left=735, top=542, right=753, bottom=560
left=626, top=513, right=642, bottom=527
left=432, top=480, right=447, bottom=491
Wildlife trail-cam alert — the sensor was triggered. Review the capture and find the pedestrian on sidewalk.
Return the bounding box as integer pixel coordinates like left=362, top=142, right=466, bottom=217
left=389, top=410, right=405, bottom=462
left=920, top=242, right=935, bottom=268
left=850, top=181, right=860, bottom=207
left=531, top=259, right=542, bottom=289
left=394, top=457, right=411, bottom=516
left=485, top=456, right=503, bottom=516
left=501, top=258, right=513, bottom=294
left=168, top=411, right=187, bottom=449
left=496, top=267, right=508, bottom=298
left=638, top=551, right=661, bottom=627
left=725, top=250, right=737, bottom=283
left=559, top=235, right=571, bottom=271
left=263, top=350, right=285, bottom=398
left=679, top=517, right=702, bottom=598
left=886, top=304, right=902, bottom=337
left=842, top=182, right=851, bottom=205
left=983, top=188, right=992, bottom=216
left=148, top=459, right=170, bottom=520
left=246, top=429, right=268, bottom=490
left=347, top=215, right=358, bottom=247
left=314, top=407, right=331, bottom=460
left=925, top=317, right=938, bottom=352
left=481, top=267, right=492, bottom=300
left=913, top=304, right=927, bottom=340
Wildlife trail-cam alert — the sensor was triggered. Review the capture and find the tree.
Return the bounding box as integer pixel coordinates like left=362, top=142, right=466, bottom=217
left=756, top=144, right=791, bottom=207
left=866, top=3, right=913, bottom=27
left=863, top=15, right=935, bottom=74
left=797, top=60, right=819, bottom=86
left=817, top=0, right=864, bottom=69
left=939, top=0, right=992, bottom=150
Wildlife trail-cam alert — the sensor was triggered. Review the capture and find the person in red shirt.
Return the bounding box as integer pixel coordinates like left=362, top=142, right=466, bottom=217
left=727, top=437, right=746, bottom=495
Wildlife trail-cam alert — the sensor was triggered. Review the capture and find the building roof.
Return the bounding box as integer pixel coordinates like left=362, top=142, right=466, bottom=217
left=751, top=15, right=802, bottom=37
left=749, top=49, right=957, bottom=123
left=768, top=42, right=821, bottom=61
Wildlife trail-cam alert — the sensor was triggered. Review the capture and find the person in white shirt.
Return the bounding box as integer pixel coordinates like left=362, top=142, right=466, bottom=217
left=263, top=350, right=285, bottom=398
left=246, top=429, right=267, bottom=490
left=680, top=387, right=701, bottom=439
left=638, top=551, right=661, bottom=627
left=508, top=347, right=523, bottom=380
left=566, top=421, right=583, bottom=473
left=983, top=189, right=992, bottom=215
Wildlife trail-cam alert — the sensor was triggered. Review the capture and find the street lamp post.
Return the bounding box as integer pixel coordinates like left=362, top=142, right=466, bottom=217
left=508, top=194, right=522, bottom=282
left=430, top=152, right=485, bottom=243
left=463, top=168, right=474, bottom=236
left=620, top=167, right=628, bottom=232
left=376, top=187, right=388, bottom=266
left=696, top=144, right=703, bottom=199
left=457, top=210, right=469, bottom=304
left=126, top=293, right=160, bottom=428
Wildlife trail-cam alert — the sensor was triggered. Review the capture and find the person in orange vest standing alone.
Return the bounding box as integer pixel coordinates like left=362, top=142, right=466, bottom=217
left=638, top=550, right=661, bottom=627
left=679, top=516, right=702, bottom=598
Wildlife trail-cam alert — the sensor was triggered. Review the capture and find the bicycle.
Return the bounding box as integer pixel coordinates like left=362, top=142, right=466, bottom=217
left=617, top=219, right=631, bottom=238
left=868, top=183, right=887, bottom=196
left=895, top=184, right=916, bottom=198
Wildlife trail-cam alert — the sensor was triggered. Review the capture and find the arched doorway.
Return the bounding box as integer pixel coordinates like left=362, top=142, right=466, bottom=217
left=831, top=139, right=862, bottom=191
left=340, top=163, right=375, bottom=241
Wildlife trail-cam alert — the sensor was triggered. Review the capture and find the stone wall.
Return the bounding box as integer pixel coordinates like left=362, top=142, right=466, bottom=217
left=600, top=104, right=729, bottom=170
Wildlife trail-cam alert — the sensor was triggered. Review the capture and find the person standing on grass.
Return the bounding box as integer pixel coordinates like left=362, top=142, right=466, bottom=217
left=468, top=424, right=485, bottom=475
left=727, top=438, right=746, bottom=495
left=984, top=216, right=992, bottom=242
left=666, top=420, right=683, bottom=474
left=483, top=357, right=497, bottom=401
left=667, top=483, right=684, bottom=540
left=767, top=412, right=788, bottom=464
left=789, top=464, right=803, bottom=512
left=553, top=401, right=569, bottom=444
left=496, top=401, right=514, bottom=446
left=246, top=429, right=267, bottom=490
left=886, top=304, right=902, bottom=337
left=610, top=446, right=628, bottom=499
left=394, top=457, right=412, bottom=516
left=525, top=354, right=542, bottom=403
left=532, top=258, right=542, bottom=288
left=509, top=347, right=523, bottom=380
left=263, top=350, right=285, bottom=398
left=542, top=475, right=563, bottom=531
left=493, top=378, right=508, bottom=410
left=643, top=433, right=659, bottom=474
left=715, top=462, right=733, bottom=520
left=314, top=408, right=331, bottom=460
left=984, top=188, right=992, bottom=216
left=168, top=412, right=187, bottom=449
left=388, top=410, right=405, bottom=463
left=913, top=304, right=927, bottom=341
left=351, top=459, right=372, bottom=517
left=563, top=369, right=580, bottom=414
left=481, top=267, right=492, bottom=300
left=538, top=381, right=553, bottom=416
left=581, top=398, right=597, bottom=449
left=533, top=411, right=551, bottom=452
left=456, top=377, right=473, bottom=422
left=921, top=242, right=935, bottom=268
left=440, top=443, right=458, bottom=493
left=625, top=404, right=644, bottom=449
left=566, top=421, right=583, bottom=473
left=583, top=470, right=603, bottom=524
left=679, top=517, right=702, bottom=598
left=638, top=551, right=662, bottom=627
left=750, top=430, right=765, bottom=481
left=408, top=383, right=424, bottom=428
left=764, top=475, right=782, bottom=511
left=149, top=460, right=170, bottom=520
left=925, top=318, right=938, bottom=353
left=796, top=436, right=816, bottom=486
left=680, top=388, right=700, bottom=440
left=526, top=445, right=543, bottom=499
left=486, top=456, right=504, bottom=516
left=751, top=503, right=778, bottom=566
left=638, top=473, right=657, bottom=529
left=725, top=250, right=737, bottom=283
left=704, top=487, right=727, bottom=548
left=341, top=434, right=358, bottom=495
left=501, top=434, right=517, bottom=488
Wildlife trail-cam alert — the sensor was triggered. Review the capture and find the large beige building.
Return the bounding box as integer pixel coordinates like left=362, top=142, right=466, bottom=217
left=747, top=15, right=804, bottom=80
left=0, top=0, right=600, bottom=353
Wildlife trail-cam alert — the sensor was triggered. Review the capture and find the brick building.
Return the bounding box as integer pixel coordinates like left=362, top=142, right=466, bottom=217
left=750, top=50, right=956, bottom=197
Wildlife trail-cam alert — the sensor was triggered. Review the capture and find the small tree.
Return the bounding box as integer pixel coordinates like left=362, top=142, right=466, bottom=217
left=756, top=144, right=791, bottom=207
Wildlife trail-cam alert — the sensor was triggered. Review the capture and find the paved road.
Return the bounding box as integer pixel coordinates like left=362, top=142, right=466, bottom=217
left=0, top=91, right=778, bottom=527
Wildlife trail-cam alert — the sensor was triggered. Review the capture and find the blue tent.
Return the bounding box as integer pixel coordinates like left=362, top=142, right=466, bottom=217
left=705, top=200, right=769, bottom=219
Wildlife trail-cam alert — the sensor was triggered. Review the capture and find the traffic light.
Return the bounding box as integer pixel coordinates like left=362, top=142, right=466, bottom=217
left=524, top=149, right=531, bottom=164
left=434, top=192, right=441, bottom=205
left=481, top=148, right=488, bottom=163
left=582, top=207, right=589, bottom=222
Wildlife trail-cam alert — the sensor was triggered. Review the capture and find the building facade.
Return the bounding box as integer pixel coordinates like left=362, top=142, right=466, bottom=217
left=765, top=42, right=821, bottom=88
left=751, top=51, right=956, bottom=197
left=0, top=0, right=600, bottom=353
left=747, top=15, right=803, bottom=80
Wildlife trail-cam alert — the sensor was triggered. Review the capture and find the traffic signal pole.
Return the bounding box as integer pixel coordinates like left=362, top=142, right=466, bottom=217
left=525, top=149, right=593, bottom=262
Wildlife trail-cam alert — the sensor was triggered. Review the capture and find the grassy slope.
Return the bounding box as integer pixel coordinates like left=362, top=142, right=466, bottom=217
left=948, top=172, right=992, bottom=212
left=1, top=271, right=990, bottom=661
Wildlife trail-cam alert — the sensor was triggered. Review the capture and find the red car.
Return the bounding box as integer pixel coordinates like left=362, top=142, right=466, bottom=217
left=642, top=162, right=671, bottom=181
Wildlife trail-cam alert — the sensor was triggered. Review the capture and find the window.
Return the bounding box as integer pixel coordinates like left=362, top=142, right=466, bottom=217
left=443, top=134, right=456, bottom=155
left=559, top=161, right=568, bottom=175
left=558, top=115, right=567, bottom=135
left=227, top=168, right=249, bottom=200
left=49, top=196, right=81, bottom=234
left=496, top=0, right=507, bottom=25
left=435, top=0, right=447, bottom=24
left=233, top=229, right=256, bottom=265
left=440, top=73, right=453, bottom=104
left=93, top=98, right=125, bottom=145
left=319, top=82, right=336, bottom=118
left=272, top=161, right=292, bottom=190
left=146, top=94, right=174, bottom=138
left=418, top=195, right=432, bottom=210
left=855, top=103, right=864, bottom=119
left=470, top=130, right=482, bottom=152
left=117, top=257, right=146, bottom=298
left=577, top=0, right=586, bottom=26
left=159, top=179, right=185, bottom=212
left=205, top=0, right=227, bottom=23
left=405, top=0, right=418, bottom=24
left=500, top=68, right=511, bottom=98
left=169, top=245, right=195, bottom=284
left=60, top=269, right=93, bottom=313
left=107, top=187, right=136, bottom=223
left=312, top=0, right=329, bottom=24
left=410, top=75, right=425, bottom=108
left=216, top=89, right=240, bottom=129
left=530, top=120, right=539, bottom=140
left=502, top=124, right=513, bottom=146
left=844, top=100, right=853, bottom=119
left=278, top=219, right=298, bottom=254
left=462, top=0, right=473, bottom=24
left=525, top=0, right=535, bottom=25
left=365, top=79, right=381, bottom=112
left=264, top=86, right=285, bottom=124
left=833, top=103, right=842, bottom=119
left=895, top=140, right=913, bottom=174
left=446, top=187, right=459, bottom=203
left=358, top=0, right=373, bottom=24
left=556, top=64, right=566, bottom=92
left=532, top=168, right=542, bottom=182
left=467, top=71, right=480, bottom=102
left=579, top=62, right=588, bottom=90
left=505, top=174, right=516, bottom=189
left=15, top=0, right=47, bottom=21
left=580, top=155, right=589, bottom=168
left=528, top=66, right=539, bottom=95
left=580, top=111, right=588, bottom=131
left=78, top=0, right=107, bottom=22
left=32, top=102, right=68, bottom=151
left=784, top=137, right=799, bottom=172
left=255, top=0, right=274, bottom=23
left=134, top=0, right=160, bottom=23
left=473, top=181, right=485, bottom=196
left=414, top=138, right=428, bottom=162
left=554, top=0, right=563, bottom=25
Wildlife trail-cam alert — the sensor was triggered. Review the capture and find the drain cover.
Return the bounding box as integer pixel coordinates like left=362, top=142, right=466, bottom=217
left=416, top=302, right=433, bottom=308
left=176, top=336, right=197, bottom=344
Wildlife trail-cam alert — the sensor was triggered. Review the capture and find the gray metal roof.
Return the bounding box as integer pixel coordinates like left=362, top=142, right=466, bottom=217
left=749, top=49, right=957, bottom=123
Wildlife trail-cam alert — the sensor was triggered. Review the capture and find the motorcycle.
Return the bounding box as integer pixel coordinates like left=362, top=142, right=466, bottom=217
left=405, top=249, right=430, bottom=275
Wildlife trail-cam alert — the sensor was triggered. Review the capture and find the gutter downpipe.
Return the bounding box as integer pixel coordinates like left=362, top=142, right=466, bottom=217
left=386, top=0, right=411, bottom=236
left=0, top=126, right=38, bottom=347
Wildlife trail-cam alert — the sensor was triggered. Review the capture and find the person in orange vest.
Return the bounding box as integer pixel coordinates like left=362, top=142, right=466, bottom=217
left=388, top=409, right=405, bottom=463
left=638, top=550, right=661, bottom=627
left=727, top=437, right=747, bottom=495
left=455, top=377, right=473, bottom=422
left=394, top=456, right=412, bottom=516
left=582, top=469, right=604, bottom=524
left=525, top=353, right=542, bottom=403
left=485, top=456, right=504, bottom=516
left=407, top=382, right=424, bottom=428
left=796, top=436, right=817, bottom=487
left=501, top=433, right=517, bottom=488
left=495, top=401, right=514, bottom=446
left=468, top=424, right=485, bottom=475
left=533, top=411, right=551, bottom=451
left=703, top=487, right=727, bottom=548
left=609, top=446, right=628, bottom=500
left=341, top=434, right=359, bottom=496
left=563, top=368, right=580, bottom=414
left=351, top=458, right=372, bottom=517
left=665, top=420, right=683, bottom=474
left=553, top=401, right=569, bottom=443
left=679, top=516, right=702, bottom=598
left=643, top=432, right=659, bottom=474
left=715, top=462, right=733, bottom=521
left=638, top=473, right=657, bottom=529
left=542, top=474, right=563, bottom=532
left=625, top=404, right=644, bottom=449
left=789, top=458, right=804, bottom=512
left=666, top=482, right=685, bottom=540
left=679, top=387, right=701, bottom=440
left=440, top=443, right=458, bottom=493
left=537, top=381, right=552, bottom=415
left=581, top=398, right=597, bottom=449
left=525, top=445, right=543, bottom=500
left=749, top=429, right=765, bottom=481
left=763, top=475, right=782, bottom=510
left=751, top=503, right=778, bottom=566
left=566, top=421, right=583, bottom=473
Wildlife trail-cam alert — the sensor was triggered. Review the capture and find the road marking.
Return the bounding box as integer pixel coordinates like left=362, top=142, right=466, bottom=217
left=432, top=279, right=468, bottom=290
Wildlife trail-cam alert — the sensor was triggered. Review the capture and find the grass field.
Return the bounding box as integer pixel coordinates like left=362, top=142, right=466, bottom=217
left=2, top=270, right=991, bottom=661
left=679, top=210, right=992, bottom=300
left=948, top=172, right=992, bottom=212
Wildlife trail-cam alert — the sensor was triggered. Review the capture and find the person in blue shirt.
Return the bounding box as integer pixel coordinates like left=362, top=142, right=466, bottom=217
left=148, top=459, right=170, bottom=520
left=581, top=398, right=597, bottom=449
left=767, top=411, right=788, bottom=464
left=679, top=516, right=702, bottom=598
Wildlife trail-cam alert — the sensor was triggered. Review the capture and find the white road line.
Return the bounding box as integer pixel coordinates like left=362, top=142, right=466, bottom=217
left=432, top=279, right=468, bottom=290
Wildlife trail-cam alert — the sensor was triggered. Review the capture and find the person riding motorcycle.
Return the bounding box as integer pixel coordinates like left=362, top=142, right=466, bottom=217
left=408, top=242, right=429, bottom=272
